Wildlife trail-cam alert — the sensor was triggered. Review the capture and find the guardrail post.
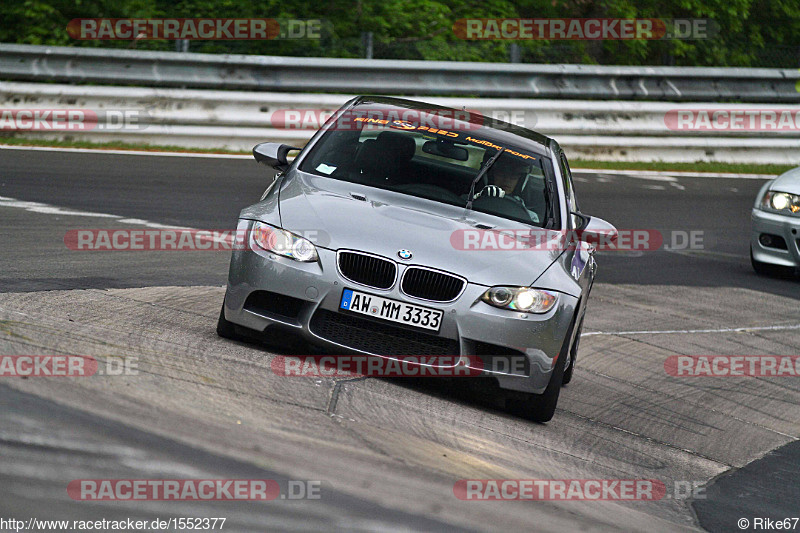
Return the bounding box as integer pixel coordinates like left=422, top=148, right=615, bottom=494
left=175, top=39, right=189, bottom=53
left=362, top=32, right=373, bottom=59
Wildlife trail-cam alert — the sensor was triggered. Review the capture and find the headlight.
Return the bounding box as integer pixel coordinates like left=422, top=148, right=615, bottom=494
left=481, top=286, right=558, bottom=313
left=252, top=221, right=318, bottom=262
left=761, top=191, right=800, bottom=214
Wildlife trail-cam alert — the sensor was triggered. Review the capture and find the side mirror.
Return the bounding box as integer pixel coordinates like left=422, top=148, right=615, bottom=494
left=253, top=143, right=301, bottom=171
left=573, top=213, right=617, bottom=243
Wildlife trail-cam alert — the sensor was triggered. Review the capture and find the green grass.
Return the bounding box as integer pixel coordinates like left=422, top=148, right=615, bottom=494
left=0, top=136, right=793, bottom=175
left=569, top=159, right=792, bottom=175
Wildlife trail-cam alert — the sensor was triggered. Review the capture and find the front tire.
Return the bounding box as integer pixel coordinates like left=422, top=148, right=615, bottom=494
left=751, top=246, right=771, bottom=275
left=751, top=246, right=794, bottom=277
left=505, top=311, right=577, bottom=423
left=505, top=350, right=566, bottom=423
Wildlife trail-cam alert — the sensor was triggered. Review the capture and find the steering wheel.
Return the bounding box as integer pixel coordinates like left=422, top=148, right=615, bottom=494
left=471, top=194, right=538, bottom=224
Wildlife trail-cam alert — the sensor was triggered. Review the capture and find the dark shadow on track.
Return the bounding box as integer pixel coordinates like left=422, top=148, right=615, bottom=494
left=692, top=440, right=800, bottom=533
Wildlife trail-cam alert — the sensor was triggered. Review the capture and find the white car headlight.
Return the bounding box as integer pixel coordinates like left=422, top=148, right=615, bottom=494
left=761, top=191, right=800, bottom=214
left=252, top=221, right=318, bottom=262
left=481, top=286, right=558, bottom=313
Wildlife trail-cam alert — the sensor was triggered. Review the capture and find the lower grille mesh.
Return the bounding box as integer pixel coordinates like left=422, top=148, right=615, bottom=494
left=310, top=309, right=459, bottom=356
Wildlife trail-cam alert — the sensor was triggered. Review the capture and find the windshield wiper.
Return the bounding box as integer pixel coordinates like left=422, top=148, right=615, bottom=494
left=465, top=147, right=505, bottom=211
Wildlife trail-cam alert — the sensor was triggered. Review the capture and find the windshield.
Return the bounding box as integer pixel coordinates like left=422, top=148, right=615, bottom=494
left=297, top=106, right=557, bottom=228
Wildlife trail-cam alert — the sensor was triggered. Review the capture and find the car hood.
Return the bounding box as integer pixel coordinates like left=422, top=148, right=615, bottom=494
left=268, top=172, right=563, bottom=287
left=770, top=167, right=800, bottom=195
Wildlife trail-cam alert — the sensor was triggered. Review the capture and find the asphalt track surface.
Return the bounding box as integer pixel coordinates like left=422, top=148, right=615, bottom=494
left=0, top=147, right=798, bottom=532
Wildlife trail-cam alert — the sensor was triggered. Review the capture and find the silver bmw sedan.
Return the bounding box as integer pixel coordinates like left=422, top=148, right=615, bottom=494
left=217, top=96, right=616, bottom=422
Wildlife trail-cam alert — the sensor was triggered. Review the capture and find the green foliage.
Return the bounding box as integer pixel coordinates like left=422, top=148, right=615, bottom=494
left=0, top=0, right=798, bottom=66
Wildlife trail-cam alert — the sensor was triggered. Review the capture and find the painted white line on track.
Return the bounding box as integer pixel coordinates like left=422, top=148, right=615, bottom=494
left=0, top=195, right=193, bottom=230
left=584, top=323, right=800, bottom=337
left=573, top=168, right=776, bottom=180
left=612, top=174, right=678, bottom=182
left=0, top=195, right=240, bottom=248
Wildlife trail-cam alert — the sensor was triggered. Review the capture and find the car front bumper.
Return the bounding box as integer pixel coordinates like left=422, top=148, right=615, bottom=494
left=751, top=208, right=800, bottom=269
left=223, top=225, right=579, bottom=395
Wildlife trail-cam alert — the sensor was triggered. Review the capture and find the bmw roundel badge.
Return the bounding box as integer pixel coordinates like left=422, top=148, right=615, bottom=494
left=397, top=249, right=413, bottom=260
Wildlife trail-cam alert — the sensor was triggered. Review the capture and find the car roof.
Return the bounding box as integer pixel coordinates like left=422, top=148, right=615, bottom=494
left=351, top=95, right=554, bottom=156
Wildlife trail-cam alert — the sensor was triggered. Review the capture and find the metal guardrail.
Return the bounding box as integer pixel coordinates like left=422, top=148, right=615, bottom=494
left=3, top=82, right=800, bottom=163
left=1, top=43, right=799, bottom=102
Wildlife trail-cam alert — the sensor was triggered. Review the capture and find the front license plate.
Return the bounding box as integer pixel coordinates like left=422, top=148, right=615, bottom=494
left=339, top=289, right=443, bottom=332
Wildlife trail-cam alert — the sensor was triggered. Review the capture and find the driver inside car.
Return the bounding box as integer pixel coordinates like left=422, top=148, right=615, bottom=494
left=474, top=154, right=540, bottom=224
